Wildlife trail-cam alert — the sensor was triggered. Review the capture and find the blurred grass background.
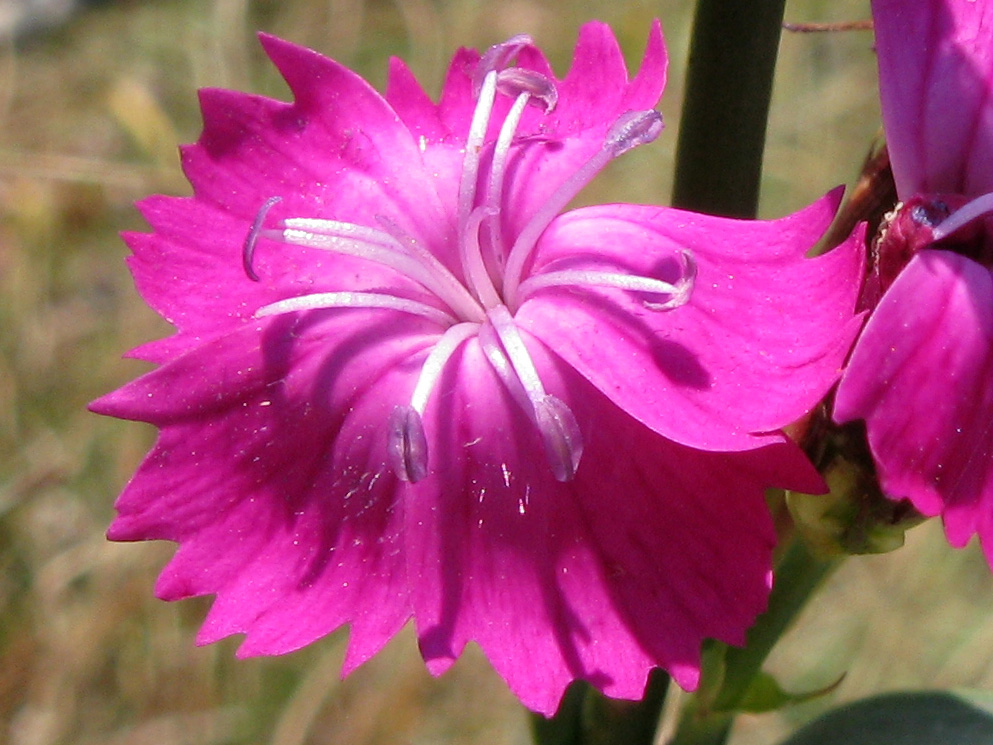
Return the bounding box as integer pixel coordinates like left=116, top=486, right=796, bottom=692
left=0, top=1, right=991, bottom=744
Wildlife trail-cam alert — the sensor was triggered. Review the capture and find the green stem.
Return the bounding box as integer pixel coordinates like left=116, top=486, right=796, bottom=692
left=671, top=0, right=788, bottom=218
left=716, top=540, right=837, bottom=712
left=531, top=670, right=670, bottom=745
left=666, top=541, right=838, bottom=745
left=531, top=682, right=587, bottom=745
left=666, top=707, right=734, bottom=745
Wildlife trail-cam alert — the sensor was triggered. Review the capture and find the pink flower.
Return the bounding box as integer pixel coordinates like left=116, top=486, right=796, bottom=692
left=93, top=23, right=863, bottom=713
left=834, top=0, right=993, bottom=565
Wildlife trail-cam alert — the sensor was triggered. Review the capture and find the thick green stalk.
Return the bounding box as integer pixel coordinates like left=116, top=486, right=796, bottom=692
left=667, top=541, right=838, bottom=745
left=531, top=671, right=669, bottom=745
left=715, top=540, right=837, bottom=712
left=671, top=0, right=788, bottom=217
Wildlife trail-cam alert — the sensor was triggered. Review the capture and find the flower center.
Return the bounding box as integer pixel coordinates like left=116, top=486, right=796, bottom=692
left=873, top=191, right=993, bottom=294
left=243, top=36, right=695, bottom=483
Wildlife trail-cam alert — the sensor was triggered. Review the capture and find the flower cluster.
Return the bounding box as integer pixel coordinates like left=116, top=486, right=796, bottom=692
left=835, top=0, right=993, bottom=567
left=94, top=22, right=863, bottom=712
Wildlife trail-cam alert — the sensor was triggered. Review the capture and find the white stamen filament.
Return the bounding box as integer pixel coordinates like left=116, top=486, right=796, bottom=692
left=278, top=227, right=437, bottom=286
left=487, top=304, right=583, bottom=481
left=518, top=254, right=696, bottom=310
left=487, top=305, right=545, bottom=396
left=477, top=322, right=534, bottom=415
left=500, top=147, right=615, bottom=305
left=459, top=71, right=498, bottom=237
left=284, top=217, right=403, bottom=246
left=929, top=192, right=993, bottom=242
left=277, top=219, right=485, bottom=322
left=485, top=91, right=531, bottom=272
left=501, top=109, right=665, bottom=308
left=387, top=321, right=480, bottom=483
left=255, top=291, right=456, bottom=327
left=409, top=322, right=480, bottom=413
left=374, top=213, right=471, bottom=296
left=462, top=206, right=502, bottom=308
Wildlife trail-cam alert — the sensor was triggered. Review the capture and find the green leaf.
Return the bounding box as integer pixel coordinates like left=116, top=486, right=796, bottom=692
left=779, top=690, right=993, bottom=745
left=735, top=672, right=844, bottom=714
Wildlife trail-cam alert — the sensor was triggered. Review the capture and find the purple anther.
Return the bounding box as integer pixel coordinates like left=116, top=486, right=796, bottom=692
left=645, top=250, right=697, bottom=311
left=496, top=69, right=558, bottom=112
left=534, top=395, right=583, bottom=482
left=242, top=196, right=283, bottom=281
left=604, top=110, right=664, bottom=157
left=473, top=34, right=535, bottom=94
left=387, top=405, right=429, bottom=483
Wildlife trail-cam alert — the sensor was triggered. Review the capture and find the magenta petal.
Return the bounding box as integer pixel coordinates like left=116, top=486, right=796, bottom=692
left=553, top=19, right=666, bottom=133
left=385, top=56, right=450, bottom=142
left=182, top=36, right=452, bottom=257
left=92, top=314, right=446, bottom=664
left=384, top=57, right=466, bottom=211
left=435, top=47, right=485, bottom=138
left=873, top=0, right=993, bottom=196
left=519, top=192, right=865, bottom=451
left=406, top=337, right=821, bottom=715
left=835, top=250, right=993, bottom=556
